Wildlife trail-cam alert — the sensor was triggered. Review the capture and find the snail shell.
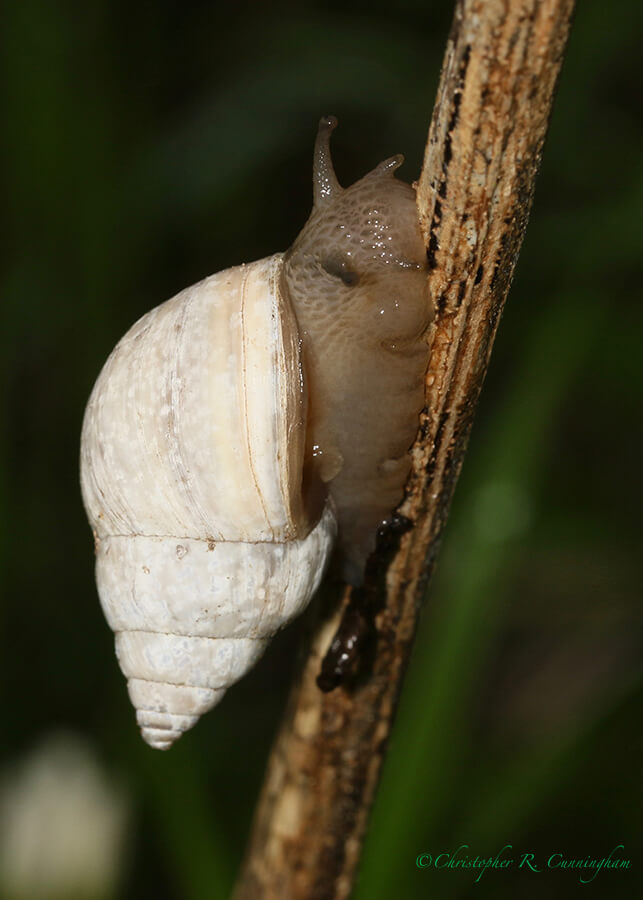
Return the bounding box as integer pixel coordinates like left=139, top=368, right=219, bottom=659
left=81, top=117, right=432, bottom=749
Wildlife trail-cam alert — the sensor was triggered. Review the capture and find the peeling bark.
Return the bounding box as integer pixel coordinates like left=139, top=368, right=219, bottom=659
left=232, top=1, right=576, bottom=898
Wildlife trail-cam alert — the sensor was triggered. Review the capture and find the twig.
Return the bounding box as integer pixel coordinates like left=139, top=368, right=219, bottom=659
left=231, top=1, right=576, bottom=897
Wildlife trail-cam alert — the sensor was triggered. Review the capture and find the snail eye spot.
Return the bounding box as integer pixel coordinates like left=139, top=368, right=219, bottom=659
left=321, top=256, right=360, bottom=287
left=340, top=269, right=360, bottom=287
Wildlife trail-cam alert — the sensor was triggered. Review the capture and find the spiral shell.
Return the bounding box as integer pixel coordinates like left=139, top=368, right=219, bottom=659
left=81, top=255, right=336, bottom=749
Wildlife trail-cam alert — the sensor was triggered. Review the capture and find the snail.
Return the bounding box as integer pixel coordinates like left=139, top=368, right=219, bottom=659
left=80, top=116, right=432, bottom=750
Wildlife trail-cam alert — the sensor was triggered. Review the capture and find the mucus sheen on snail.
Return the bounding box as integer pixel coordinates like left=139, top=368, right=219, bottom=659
left=285, top=115, right=432, bottom=583
left=80, top=116, right=433, bottom=748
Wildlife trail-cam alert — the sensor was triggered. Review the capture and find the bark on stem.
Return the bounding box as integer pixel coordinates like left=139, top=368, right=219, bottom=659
left=232, top=1, right=576, bottom=898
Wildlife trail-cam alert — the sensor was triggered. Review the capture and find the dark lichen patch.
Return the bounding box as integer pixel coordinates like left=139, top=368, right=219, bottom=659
left=487, top=300, right=501, bottom=333
left=460, top=43, right=471, bottom=76
left=317, top=513, right=413, bottom=694
left=443, top=135, right=453, bottom=171
left=316, top=603, right=370, bottom=693
left=442, top=45, right=471, bottom=177
left=427, top=232, right=439, bottom=270
left=475, top=264, right=484, bottom=285
left=416, top=409, right=430, bottom=441
left=491, top=230, right=510, bottom=292
left=508, top=25, right=521, bottom=54
left=426, top=409, right=450, bottom=478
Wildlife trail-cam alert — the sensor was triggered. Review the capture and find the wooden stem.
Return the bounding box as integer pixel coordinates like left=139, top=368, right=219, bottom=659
left=232, top=1, right=576, bottom=897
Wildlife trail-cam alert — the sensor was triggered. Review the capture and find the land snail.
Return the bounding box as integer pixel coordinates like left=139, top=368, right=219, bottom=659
left=80, top=115, right=433, bottom=750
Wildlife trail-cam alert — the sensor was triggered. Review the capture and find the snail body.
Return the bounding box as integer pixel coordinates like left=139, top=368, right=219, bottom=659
left=81, top=117, right=432, bottom=749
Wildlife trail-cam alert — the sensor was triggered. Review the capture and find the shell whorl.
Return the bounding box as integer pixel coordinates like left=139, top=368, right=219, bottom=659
left=104, top=512, right=334, bottom=749
left=81, top=254, right=312, bottom=542
left=81, top=255, right=336, bottom=748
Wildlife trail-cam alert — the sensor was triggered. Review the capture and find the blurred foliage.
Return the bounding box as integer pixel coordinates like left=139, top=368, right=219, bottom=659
left=1, top=1, right=641, bottom=898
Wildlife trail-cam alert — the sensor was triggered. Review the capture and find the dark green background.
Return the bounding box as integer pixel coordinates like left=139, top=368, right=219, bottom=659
left=1, top=1, right=641, bottom=898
